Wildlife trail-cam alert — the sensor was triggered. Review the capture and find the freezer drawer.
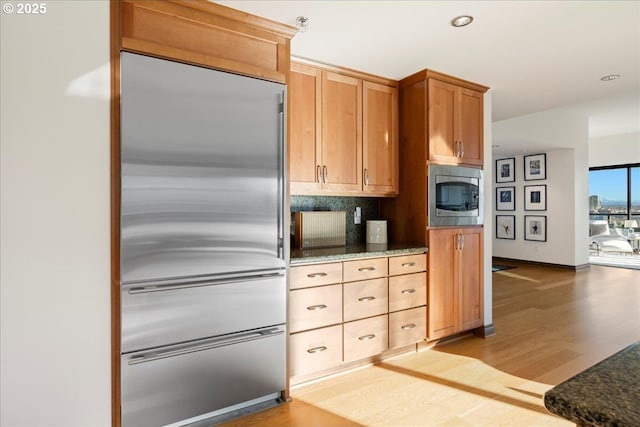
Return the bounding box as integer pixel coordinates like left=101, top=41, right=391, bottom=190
left=121, top=272, right=285, bottom=353
left=121, top=326, right=285, bottom=427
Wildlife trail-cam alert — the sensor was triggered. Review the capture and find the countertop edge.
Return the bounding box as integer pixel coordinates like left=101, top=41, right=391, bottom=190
left=289, top=245, right=428, bottom=265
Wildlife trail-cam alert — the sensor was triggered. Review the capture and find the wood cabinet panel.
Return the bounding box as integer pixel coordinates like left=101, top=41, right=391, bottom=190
left=289, top=262, right=342, bottom=290
left=388, top=272, right=427, bottom=312
left=427, top=78, right=483, bottom=166
left=428, top=227, right=483, bottom=340
left=321, top=71, right=362, bottom=193
left=362, top=81, right=398, bottom=195
left=343, top=278, right=388, bottom=322
left=120, top=0, right=295, bottom=83
left=389, top=307, right=426, bottom=349
left=289, top=63, right=322, bottom=193
left=343, top=257, right=387, bottom=282
left=427, top=229, right=457, bottom=340
left=458, top=228, right=483, bottom=331
left=389, top=254, right=427, bottom=276
left=289, top=325, right=343, bottom=377
left=289, top=284, right=343, bottom=333
left=343, top=315, right=388, bottom=363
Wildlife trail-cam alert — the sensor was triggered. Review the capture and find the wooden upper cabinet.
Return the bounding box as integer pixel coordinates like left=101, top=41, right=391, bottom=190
left=289, top=60, right=398, bottom=196
left=363, top=81, right=399, bottom=196
left=115, top=0, right=296, bottom=83
left=289, top=63, right=322, bottom=193
left=428, top=78, right=484, bottom=166
left=322, top=71, right=363, bottom=193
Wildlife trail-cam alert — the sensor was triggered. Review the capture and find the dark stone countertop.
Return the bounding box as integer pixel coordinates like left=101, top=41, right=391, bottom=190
left=290, top=243, right=427, bottom=265
left=544, top=342, right=640, bottom=427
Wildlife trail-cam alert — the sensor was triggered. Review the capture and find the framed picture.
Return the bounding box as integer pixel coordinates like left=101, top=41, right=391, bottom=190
left=496, top=157, right=515, bottom=183
left=524, top=153, right=546, bottom=181
left=524, top=215, right=547, bottom=242
left=496, top=215, right=515, bottom=240
left=496, top=186, right=515, bottom=211
left=524, top=184, right=547, bottom=211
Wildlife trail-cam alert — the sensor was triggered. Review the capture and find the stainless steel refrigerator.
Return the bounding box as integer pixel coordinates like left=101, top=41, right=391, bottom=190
left=119, top=52, right=287, bottom=427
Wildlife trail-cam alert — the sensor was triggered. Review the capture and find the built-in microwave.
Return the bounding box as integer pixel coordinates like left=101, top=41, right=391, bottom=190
left=428, top=165, right=483, bottom=227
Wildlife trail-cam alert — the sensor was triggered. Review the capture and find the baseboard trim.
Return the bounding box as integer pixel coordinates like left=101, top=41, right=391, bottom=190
left=473, top=324, right=496, bottom=338
left=493, top=257, right=591, bottom=272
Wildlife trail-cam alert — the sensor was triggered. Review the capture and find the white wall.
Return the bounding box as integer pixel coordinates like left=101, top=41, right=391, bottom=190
left=1, top=2, right=111, bottom=426
left=483, top=91, right=493, bottom=327
left=589, top=132, right=640, bottom=167
left=492, top=111, right=590, bottom=267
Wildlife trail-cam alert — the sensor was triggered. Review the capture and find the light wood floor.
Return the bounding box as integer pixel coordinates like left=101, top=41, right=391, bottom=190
left=221, top=262, right=640, bottom=426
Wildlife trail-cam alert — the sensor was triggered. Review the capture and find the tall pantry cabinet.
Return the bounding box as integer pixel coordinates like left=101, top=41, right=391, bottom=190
left=382, top=69, right=488, bottom=341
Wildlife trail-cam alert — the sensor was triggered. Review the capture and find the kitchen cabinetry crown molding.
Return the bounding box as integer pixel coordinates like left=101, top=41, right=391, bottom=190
left=292, top=56, right=398, bottom=87
left=113, top=0, right=296, bottom=83
left=400, top=68, right=489, bottom=93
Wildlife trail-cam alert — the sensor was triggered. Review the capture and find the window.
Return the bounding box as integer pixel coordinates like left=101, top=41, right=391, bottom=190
left=589, top=164, right=640, bottom=226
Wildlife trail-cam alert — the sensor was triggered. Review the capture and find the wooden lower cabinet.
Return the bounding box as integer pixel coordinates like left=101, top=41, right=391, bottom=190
left=289, top=252, right=427, bottom=383
left=343, top=315, right=388, bottom=363
left=389, top=307, right=427, bottom=349
left=289, top=325, right=343, bottom=377
left=427, top=227, right=483, bottom=340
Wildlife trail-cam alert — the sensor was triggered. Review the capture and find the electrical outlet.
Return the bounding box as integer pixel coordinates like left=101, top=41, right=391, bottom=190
left=354, top=207, right=362, bottom=225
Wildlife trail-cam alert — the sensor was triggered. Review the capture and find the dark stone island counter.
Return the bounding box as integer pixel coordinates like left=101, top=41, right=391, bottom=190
left=290, top=243, right=427, bottom=265
left=544, top=342, right=640, bottom=427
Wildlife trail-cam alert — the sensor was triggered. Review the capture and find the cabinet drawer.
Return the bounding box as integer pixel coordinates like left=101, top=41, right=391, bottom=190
left=389, top=254, right=426, bottom=276
left=343, top=278, right=388, bottom=322
left=290, top=262, right=342, bottom=290
left=343, top=257, right=387, bottom=282
left=389, top=272, right=427, bottom=312
left=290, top=284, right=343, bottom=333
left=289, top=325, right=343, bottom=377
left=389, top=307, right=426, bottom=349
left=343, top=315, right=388, bottom=363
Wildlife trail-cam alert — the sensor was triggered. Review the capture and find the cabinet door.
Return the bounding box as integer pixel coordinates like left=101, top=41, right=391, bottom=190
left=289, top=63, right=322, bottom=193
left=458, top=228, right=483, bottom=331
left=427, top=228, right=457, bottom=340
left=322, top=71, right=362, bottom=193
left=362, top=81, right=398, bottom=195
left=427, top=79, right=457, bottom=163
left=457, top=88, right=483, bottom=166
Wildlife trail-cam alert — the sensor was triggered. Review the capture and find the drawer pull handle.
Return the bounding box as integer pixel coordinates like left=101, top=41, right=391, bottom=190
left=307, top=346, right=327, bottom=354
left=307, top=272, right=328, bottom=278
left=401, top=323, right=417, bottom=330
left=307, top=304, right=327, bottom=311
left=401, top=288, right=416, bottom=294
left=401, top=262, right=416, bottom=267
left=358, top=267, right=376, bottom=272
left=358, top=334, right=376, bottom=341
left=358, top=296, right=375, bottom=302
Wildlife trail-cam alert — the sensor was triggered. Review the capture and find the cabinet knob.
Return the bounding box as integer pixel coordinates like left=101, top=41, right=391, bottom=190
left=364, top=168, right=369, bottom=186
left=316, top=165, right=321, bottom=183
left=323, top=165, right=328, bottom=183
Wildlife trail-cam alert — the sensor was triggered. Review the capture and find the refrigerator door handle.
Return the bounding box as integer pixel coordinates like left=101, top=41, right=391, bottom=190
left=126, top=270, right=285, bottom=294
left=127, top=327, right=284, bottom=365
left=277, top=92, right=286, bottom=261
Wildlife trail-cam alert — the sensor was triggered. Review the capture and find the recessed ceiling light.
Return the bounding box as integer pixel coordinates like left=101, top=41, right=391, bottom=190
left=600, top=74, right=620, bottom=82
left=491, top=144, right=500, bottom=148
left=451, top=15, right=473, bottom=27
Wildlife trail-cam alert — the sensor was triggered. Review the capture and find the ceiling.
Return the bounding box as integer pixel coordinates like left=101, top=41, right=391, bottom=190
left=216, top=1, right=640, bottom=154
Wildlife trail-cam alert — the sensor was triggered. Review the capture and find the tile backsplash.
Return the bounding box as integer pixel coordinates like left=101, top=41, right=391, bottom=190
left=290, top=195, right=381, bottom=245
